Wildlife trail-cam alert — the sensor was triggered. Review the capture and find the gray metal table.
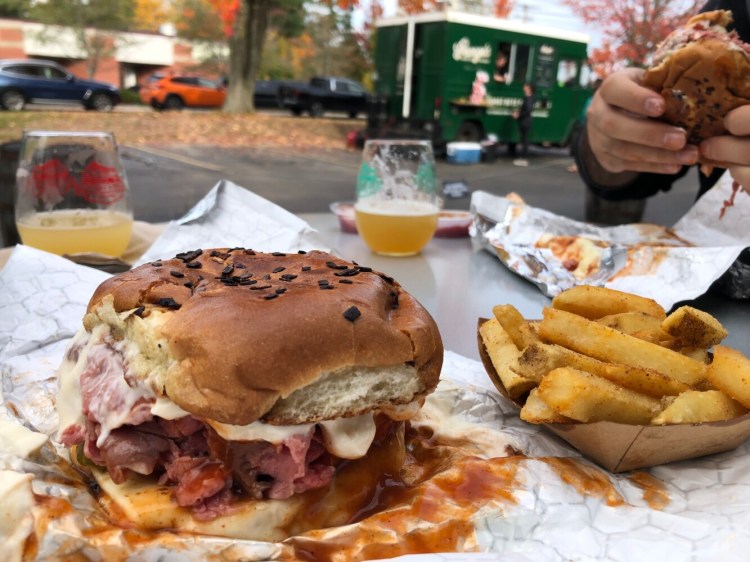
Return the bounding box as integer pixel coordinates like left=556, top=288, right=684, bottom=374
left=300, top=213, right=750, bottom=360
left=1, top=213, right=746, bottom=359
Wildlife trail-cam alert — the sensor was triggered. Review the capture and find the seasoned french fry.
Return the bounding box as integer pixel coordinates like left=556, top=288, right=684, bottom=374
left=492, top=304, right=531, bottom=350
left=597, top=311, right=669, bottom=343
left=536, top=367, right=662, bottom=424
left=518, top=322, right=540, bottom=349
left=513, top=342, right=576, bottom=382
left=540, top=308, right=708, bottom=386
left=479, top=318, right=536, bottom=400
left=676, top=347, right=710, bottom=363
left=661, top=306, right=728, bottom=348
left=652, top=390, right=748, bottom=425
left=520, top=388, right=572, bottom=424
left=551, top=285, right=666, bottom=320
left=706, top=345, right=750, bottom=409
left=513, top=342, right=689, bottom=397
left=597, top=363, right=690, bottom=398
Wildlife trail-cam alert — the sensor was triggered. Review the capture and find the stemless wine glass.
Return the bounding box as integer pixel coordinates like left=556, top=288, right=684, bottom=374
left=354, top=139, right=441, bottom=256
left=14, top=131, right=133, bottom=257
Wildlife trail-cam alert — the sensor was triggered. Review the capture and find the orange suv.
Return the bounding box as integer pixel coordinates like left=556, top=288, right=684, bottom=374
left=139, top=74, right=226, bottom=110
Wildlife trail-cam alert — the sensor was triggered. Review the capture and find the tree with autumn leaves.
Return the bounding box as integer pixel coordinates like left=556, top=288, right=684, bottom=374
left=8, top=0, right=712, bottom=110
left=563, top=0, right=703, bottom=77
left=216, top=0, right=370, bottom=112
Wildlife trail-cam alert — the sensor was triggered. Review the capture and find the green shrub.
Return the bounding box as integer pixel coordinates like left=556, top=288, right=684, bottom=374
left=120, top=89, right=143, bottom=104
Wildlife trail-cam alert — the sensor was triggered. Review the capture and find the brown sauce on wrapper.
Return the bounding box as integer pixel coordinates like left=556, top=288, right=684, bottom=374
left=543, top=458, right=671, bottom=511
left=284, top=426, right=523, bottom=561
left=542, top=457, right=625, bottom=507
left=628, top=472, right=670, bottom=510
left=29, top=418, right=670, bottom=559
left=608, top=246, right=671, bottom=281
left=608, top=227, right=693, bottom=282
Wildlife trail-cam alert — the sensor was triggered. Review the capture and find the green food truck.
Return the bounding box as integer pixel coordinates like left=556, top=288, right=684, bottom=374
left=368, top=11, right=592, bottom=152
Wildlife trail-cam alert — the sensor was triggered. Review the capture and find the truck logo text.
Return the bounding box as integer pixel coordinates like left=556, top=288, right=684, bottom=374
left=451, top=37, right=492, bottom=64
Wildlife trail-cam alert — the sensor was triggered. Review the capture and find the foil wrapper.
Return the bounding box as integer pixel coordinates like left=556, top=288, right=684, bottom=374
left=4, top=182, right=750, bottom=560
left=470, top=172, right=750, bottom=309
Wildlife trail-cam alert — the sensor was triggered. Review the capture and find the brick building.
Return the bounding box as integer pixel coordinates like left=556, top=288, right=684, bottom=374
left=0, top=18, right=221, bottom=88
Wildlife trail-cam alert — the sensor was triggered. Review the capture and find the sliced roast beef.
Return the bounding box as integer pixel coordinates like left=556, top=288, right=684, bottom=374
left=230, top=428, right=334, bottom=501
left=99, top=427, right=172, bottom=483
left=61, top=339, right=341, bottom=519
left=172, top=461, right=230, bottom=508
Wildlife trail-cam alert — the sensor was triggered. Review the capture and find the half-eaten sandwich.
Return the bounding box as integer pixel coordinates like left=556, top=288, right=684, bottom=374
left=642, top=10, right=750, bottom=148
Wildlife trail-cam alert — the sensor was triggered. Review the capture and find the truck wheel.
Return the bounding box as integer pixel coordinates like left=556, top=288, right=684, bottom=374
left=291, top=108, right=303, bottom=116
left=456, top=121, right=483, bottom=142
left=348, top=111, right=358, bottom=119
left=309, top=102, right=324, bottom=118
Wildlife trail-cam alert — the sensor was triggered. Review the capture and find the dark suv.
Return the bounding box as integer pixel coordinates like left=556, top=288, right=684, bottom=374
left=0, top=59, right=121, bottom=111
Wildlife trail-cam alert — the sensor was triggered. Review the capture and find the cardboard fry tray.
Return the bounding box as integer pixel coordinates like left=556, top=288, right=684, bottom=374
left=477, top=319, right=750, bottom=473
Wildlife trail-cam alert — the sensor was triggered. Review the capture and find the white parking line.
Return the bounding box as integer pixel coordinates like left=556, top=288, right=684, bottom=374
left=124, top=145, right=223, bottom=171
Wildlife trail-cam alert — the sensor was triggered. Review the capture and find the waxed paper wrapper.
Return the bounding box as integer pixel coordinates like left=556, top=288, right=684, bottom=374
left=4, top=184, right=750, bottom=560
left=477, top=318, right=750, bottom=473
left=470, top=172, right=750, bottom=310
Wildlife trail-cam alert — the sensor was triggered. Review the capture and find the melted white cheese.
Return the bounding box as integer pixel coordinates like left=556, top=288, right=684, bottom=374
left=150, top=396, right=191, bottom=420
left=207, top=412, right=377, bottom=460
left=57, top=318, right=380, bottom=459
left=56, top=325, right=106, bottom=440
left=319, top=414, right=377, bottom=459
left=207, top=419, right=315, bottom=444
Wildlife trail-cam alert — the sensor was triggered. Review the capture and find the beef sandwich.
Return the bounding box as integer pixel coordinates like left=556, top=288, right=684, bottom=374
left=641, top=10, right=750, bottom=148
left=57, top=248, right=443, bottom=540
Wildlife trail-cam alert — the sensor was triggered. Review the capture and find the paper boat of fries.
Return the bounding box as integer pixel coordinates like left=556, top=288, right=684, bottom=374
left=477, top=311, right=750, bottom=473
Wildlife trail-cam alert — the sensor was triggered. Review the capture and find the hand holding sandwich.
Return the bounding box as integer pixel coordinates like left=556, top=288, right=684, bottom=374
left=700, top=105, right=750, bottom=192
left=578, top=10, right=750, bottom=196
left=584, top=67, right=700, bottom=178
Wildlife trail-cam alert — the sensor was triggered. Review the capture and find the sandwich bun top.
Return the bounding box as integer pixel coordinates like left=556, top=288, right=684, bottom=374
left=83, top=249, right=443, bottom=426
left=641, top=10, right=750, bottom=145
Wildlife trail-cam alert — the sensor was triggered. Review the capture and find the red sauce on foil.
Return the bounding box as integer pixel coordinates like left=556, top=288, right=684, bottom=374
left=26, top=424, right=671, bottom=560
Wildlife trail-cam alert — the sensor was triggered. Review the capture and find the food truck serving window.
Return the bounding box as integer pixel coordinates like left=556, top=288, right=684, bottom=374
left=493, top=43, right=511, bottom=83
left=494, top=42, right=531, bottom=85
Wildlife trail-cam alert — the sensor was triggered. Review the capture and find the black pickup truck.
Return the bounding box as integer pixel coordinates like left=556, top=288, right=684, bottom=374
left=279, top=76, right=370, bottom=118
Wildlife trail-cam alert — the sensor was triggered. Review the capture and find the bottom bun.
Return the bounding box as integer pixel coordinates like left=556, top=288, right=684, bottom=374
left=94, top=470, right=303, bottom=541
left=91, top=421, right=407, bottom=541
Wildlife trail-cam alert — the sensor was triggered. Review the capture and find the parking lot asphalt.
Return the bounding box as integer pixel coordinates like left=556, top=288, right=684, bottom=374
left=122, top=142, right=702, bottom=227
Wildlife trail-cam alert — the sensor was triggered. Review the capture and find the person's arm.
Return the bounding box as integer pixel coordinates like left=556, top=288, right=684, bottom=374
left=574, top=127, right=691, bottom=201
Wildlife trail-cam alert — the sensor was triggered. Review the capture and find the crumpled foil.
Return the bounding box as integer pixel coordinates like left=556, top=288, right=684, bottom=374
left=4, top=181, right=750, bottom=561
left=470, top=172, right=750, bottom=309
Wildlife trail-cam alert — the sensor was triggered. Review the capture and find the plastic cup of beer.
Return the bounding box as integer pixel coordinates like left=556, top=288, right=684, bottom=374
left=354, top=139, right=440, bottom=256
left=14, top=131, right=133, bottom=257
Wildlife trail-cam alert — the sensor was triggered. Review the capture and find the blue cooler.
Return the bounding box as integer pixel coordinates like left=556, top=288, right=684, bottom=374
left=446, top=142, right=482, bottom=164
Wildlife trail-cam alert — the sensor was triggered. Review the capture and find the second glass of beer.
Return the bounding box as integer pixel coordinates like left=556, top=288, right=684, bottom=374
left=14, top=130, right=133, bottom=257
left=354, top=139, right=440, bottom=256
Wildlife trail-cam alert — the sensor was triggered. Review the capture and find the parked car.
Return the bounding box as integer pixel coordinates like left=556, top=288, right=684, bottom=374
left=252, top=79, right=306, bottom=109
left=279, top=76, right=371, bottom=118
left=0, top=59, right=120, bottom=111
left=139, top=74, right=226, bottom=110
